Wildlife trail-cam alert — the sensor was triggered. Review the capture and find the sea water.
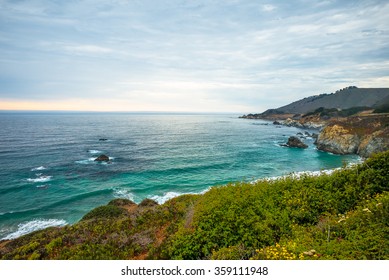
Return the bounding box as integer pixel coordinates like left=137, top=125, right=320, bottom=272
left=0, top=112, right=359, bottom=240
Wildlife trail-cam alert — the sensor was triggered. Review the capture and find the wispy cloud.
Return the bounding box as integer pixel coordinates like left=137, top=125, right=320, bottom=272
left=262, top=4, right=277, bottom=12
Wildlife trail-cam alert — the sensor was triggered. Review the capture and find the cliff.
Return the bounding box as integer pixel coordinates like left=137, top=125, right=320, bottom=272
left=316, top=114, right=389, bottom=158
left=240, top=86, right=389, bottom=157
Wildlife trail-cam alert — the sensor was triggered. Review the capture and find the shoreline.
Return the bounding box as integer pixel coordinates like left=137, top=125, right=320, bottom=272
left=0, top=156, right=362, bottom=241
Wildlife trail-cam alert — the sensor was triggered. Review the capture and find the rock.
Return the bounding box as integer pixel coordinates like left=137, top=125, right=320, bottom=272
left=273, top=121, right=282, bottom=125
left=357, top=128, right=389, bottom=158
left=95, top=154, right=110, bottom=162
left=284, top=136, right=308, bottom=149
left=316, top=125, right=360, bottom=154
left=283, top=118, right=303, bottom=128
left=316, top=116, right=389, bottom=157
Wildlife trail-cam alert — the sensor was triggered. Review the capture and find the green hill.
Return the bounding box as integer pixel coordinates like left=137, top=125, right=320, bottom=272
left=264, top=87, right=389, bottom=115
left=1, top=151, right=388, bottom=260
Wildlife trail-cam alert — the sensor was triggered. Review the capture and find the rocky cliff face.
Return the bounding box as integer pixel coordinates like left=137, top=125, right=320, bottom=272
left=357, top=128, right=389, bottom=158
left=316, top=115, right=389, bottom=157
left=316, top=125, right=360, bottom=154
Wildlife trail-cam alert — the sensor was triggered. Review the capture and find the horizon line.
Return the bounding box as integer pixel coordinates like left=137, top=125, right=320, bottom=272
left=0, top=109, right=244, bottom=115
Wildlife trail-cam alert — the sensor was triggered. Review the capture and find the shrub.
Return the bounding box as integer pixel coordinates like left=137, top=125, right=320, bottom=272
left=81, top=205, right=126, bottom=221
left=139, top=198, right=159, bottom=207
left=108, top=198, right=136, bottom=207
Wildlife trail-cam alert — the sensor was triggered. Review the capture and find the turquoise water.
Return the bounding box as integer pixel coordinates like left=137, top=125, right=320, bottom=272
left=0, top=113, right=358, bottom=239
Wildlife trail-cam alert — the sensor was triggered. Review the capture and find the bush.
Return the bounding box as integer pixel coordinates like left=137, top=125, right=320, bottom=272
left=108, top=198, right=136, bottom=207
left=81, top=205, right=126, bottom=221
left=139, top=198, right=159, bottom=207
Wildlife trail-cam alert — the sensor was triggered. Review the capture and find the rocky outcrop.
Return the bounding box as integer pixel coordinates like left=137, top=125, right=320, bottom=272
left=357, top=128, right=389, bottom=158
left=283, top=136, right=308, bottom=149
left=316, top=115, right=389, bottom=157
left=283, top=118, right=326, bottom=130
left=316, top=125, right=360, bottom=154
left=95, top=154, right=110, bottom=162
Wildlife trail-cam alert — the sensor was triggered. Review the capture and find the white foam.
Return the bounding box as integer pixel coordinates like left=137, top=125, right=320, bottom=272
left=88, top=150, right=102, bottom=154
left=36, top=185, right=49, bottom=189
left=27, top=175, right=52, bottom=183
left=253, top=161, right=362, bottom=183
left=1, top=219, right=67, bottom=240
left=149, top=192, right=182, bottom=204
left=149, top=188, right=211, bottom=204
left=31, top=166, right=46, bottom=171
left=75, top=158, right=97, bottom=164
left=113, top=188, right=137, bottom=201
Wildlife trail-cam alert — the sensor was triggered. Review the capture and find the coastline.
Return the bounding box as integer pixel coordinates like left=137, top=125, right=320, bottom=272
left=1, top=158, right=362, bottom=241
left=1, top=151, right=387, bottom=260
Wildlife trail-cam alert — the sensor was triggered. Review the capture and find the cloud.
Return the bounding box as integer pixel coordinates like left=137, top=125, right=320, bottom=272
left=262, top=4, right=276, bottom=12
left=61, top=44, right=114, bottom=55
left=0, top=0, right=388, bottom=112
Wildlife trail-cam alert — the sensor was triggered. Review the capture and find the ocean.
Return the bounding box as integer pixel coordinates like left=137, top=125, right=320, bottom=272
left=0, top=112, right=359, bottom=240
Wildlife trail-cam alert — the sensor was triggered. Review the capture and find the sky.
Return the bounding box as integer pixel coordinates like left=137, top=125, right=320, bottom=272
left=0, top=0, right=388, bottom=113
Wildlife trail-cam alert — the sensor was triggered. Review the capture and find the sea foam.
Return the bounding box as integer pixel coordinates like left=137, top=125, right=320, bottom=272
left=113, top=188, right=137, bottom=201
left=150, top=188, right=210, bottom=204
left=31, top=166, right=46, bottom=171
left=27, top=175, right=52, bottom=183
left=1, top=219, right=67, bottom=240
left=88, top=150, right=102, bottom=154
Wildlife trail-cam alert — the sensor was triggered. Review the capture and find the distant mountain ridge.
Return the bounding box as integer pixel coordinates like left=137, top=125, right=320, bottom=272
left=264, top=86, right=389, bottom=115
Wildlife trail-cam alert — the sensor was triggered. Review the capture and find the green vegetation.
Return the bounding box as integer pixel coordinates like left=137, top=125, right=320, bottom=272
left=1, top=151, right=388, bottom=260
left=374, top=103, right=389, bottom=114
left=303, top=106, right=372, bottom=118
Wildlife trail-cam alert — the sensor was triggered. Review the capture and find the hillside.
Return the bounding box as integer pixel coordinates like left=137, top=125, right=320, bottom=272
left=252, top=87, right=389, bottom=117
left=1, top=151, right=388, bottom=260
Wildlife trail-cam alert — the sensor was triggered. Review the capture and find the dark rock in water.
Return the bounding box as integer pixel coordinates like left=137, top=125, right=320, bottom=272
left=95, top=154, right=110, bottom=162
left=273, top=121, right=281, bottom=125
left=285, top=136, right=308, bottom=149
left=99, top=138, right=108, bottom=141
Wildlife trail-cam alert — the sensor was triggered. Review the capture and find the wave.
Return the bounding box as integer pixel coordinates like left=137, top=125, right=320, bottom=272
left=88, top=150, right=102, bottom=154
left=75, top=157, right=97, bottom=164
left=31, top=166, right=46, bottom=171
left=149, top=188, right=210, bottom=204
left=149, top=192, right=182, bottom=204
left=36, top=185, right=49, bottom=189
left=253, top=161, right=362, bottom=183
left=112, top=188, right=138, bottom=201
left=27, top=175, right=52, bottom=183
left=1, top=219, right=67, bottom=240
